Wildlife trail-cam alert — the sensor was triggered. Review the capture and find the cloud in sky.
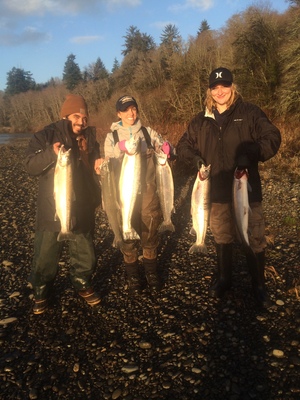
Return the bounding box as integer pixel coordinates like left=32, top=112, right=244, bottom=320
left=169, top=0, right=214, bottom=12
left=0, top=26, right=51, bottom=46
left=0, top=0, right=141, bottom=45
left=70, top=35, right=104, bottom=45
left=0, top=0, right=140, bottom=18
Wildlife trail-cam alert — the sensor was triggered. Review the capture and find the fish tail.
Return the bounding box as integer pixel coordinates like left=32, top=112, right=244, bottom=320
left=158, top=221, right=175, bottom=233
left=57, top=231, right=77, bottom=242
left=122, top=229, right=140, bottom=241
left=188, top=243, right=208, bottom=254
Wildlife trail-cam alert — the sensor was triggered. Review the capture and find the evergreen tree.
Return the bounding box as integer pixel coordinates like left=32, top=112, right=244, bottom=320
left=122, top=26, right=156, bottom=56
left=62, top=54, right=82, bottom=90
left=111, top=58, right=120, bottom=73
left=160, top=24, right=181, bottom=53
left=197, top=20, right=210, bottom=35
left=5, top=67, right=35, bottom=96
left=84, top=57, right=109, bottom=81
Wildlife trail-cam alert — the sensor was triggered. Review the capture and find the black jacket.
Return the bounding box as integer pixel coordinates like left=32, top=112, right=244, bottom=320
left=25, top=119, right=101, bottom=232
left=177, top=97, right=281, bottom=203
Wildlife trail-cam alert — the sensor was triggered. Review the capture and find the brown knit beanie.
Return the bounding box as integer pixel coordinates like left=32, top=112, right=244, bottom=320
left=60, top=94, right=89, bottom=118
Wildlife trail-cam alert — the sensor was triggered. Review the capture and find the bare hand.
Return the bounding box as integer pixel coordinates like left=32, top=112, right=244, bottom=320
left=53, top=142, right=61, bottom=156
left=94, top=158, right=105, bottom=175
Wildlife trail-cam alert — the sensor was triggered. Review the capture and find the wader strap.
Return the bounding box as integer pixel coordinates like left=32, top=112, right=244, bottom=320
left=112, top=127, right=153, bottom=149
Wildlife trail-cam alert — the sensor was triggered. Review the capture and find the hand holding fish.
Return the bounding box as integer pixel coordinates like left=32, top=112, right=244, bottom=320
left=119, top=139, right=139, bottom=155
left=161, top=142, right=171, bottom=158
left=94, top=158, right=105, bottom=175
left=195, top=155, right=207, bottom=170
left=53, top=142, right=61, bottom=156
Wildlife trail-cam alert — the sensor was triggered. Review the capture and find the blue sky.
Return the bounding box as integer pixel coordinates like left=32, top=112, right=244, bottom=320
left=0, top=0, right=290, bottom=92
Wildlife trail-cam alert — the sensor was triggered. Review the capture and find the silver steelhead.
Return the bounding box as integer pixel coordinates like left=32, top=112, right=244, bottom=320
left=233, top=168, right=251, bottom=247
left=189, top=164, right=211, bottom=254
left=119, top=135, right=141, bottom=241
left=100, top=159, right=123, bottom=248
left=154, top=149, right=175, bottom=233
left=54, top=145, right=76, bottom=241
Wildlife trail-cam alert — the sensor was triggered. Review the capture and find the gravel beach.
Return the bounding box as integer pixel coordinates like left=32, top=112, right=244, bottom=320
left=0, top=139, right=299, bottom=400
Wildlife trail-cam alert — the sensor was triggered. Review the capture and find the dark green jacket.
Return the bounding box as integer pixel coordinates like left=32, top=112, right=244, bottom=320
left=25, top=119, right=101, bottom=232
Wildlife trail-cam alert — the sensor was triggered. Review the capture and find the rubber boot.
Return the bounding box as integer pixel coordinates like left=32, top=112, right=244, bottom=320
left=33, top=284, right=52, bottom=315
left=247, top=251, right=271, bottom=308
left=208, top=244, right=232, bottom=299
left=71, top=276, right=101, bottom=306
left=143, top=258, right=161, bottom=293
left=125, top=262, right=141, bottom=295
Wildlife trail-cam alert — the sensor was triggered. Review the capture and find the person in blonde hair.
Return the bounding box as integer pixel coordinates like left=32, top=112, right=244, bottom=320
left=177, top=67, right=281, bottom=308
left=25, top=94, right=102, bottom=314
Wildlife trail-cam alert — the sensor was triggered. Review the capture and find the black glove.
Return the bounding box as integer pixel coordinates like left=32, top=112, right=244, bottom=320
left=236, top=154, right=250, bottom=169
left=237, top=142, right=260, bottom=169
left=194, top=156, right=206, bottom=170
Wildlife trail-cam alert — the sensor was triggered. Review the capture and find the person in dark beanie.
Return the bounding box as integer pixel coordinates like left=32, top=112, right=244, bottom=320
left=25, top=94, right=102, bottom=314
left=177, top=67, right=281, bottom=308
left=103, top=95, right=173, bottom=296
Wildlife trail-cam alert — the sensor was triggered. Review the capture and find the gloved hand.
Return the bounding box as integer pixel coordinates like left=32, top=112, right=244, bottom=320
left=236, top=154, right=250, bottom=170
left=161, top=142, right=171, bottom=158
left=118, top=140, right=128, bottom=153
left=195, top=156, right=206, bottom=170
left=237, top=142, right=260, bottom=169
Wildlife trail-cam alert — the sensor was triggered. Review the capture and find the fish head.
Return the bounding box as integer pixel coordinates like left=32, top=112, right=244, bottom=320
left=126, top=135, right=140, bottom=155
left=234, top=168, right=249, bottom=180
left=154, top=149, right=168, bottom=166
left=199, top=164, right=211, bottom=181
left=57, top=145, right=72, bottom=167
left=100, top=159, right=109, bottom=177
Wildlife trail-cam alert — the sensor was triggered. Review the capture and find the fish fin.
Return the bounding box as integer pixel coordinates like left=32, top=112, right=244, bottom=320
left=188, top=243, right=208, bottom=254
left=57, top=232, right=77, bottom=242
left=172, top=206, right=176, bottom=214
left=158, top=221, right=175, bottom=233
left=247, top=182, right=252, bottom=192
left=112, top=236, right=123, bottom=248
left=189, top=227, right=196, bottom=235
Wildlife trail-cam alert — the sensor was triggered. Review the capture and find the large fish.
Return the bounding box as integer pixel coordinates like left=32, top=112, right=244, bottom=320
left=189, top=164, right=211, bottom=254
left=154, top=149, right=175, bottom=232
left=54, top=145, right=76, bottom=241
left=119, top=135, right=141, bottom=241
left=100, top=159, right=123, bottom=248
left=233, top=168, right=251, bottom=247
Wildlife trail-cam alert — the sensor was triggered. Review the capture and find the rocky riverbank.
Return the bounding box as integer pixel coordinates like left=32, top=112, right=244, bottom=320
left=0, top=140, right=299, bottom=400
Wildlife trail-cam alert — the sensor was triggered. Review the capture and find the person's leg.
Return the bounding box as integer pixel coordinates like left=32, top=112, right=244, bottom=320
left=29, top=231, right=62, bottom=314
left=121, top=243, right=141, bottom=295
left=143, top=248, right=161, bottom=293
left=68, top=231, right=101, bottom=306
left=140, top=158, right=163, bottom=293
left=247, top=202, right=271, bottom=307
left=208, top=203, right=235, bottom=298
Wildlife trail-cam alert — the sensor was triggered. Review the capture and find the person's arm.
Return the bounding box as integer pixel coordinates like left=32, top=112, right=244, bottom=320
left=176, top=115, right=206, bottom=170
left=24, top=130, right=58, bottom=176
left=104, top=132, right=122, bottom=159
left=236, top=105, right=281, bottom=168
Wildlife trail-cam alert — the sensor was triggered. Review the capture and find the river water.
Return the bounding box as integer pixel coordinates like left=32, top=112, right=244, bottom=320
left=0, top=133, right=32, bottom=145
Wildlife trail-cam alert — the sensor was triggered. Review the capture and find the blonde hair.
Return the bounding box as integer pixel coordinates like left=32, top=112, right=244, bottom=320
left=204, top=83, right=241, bottom=113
